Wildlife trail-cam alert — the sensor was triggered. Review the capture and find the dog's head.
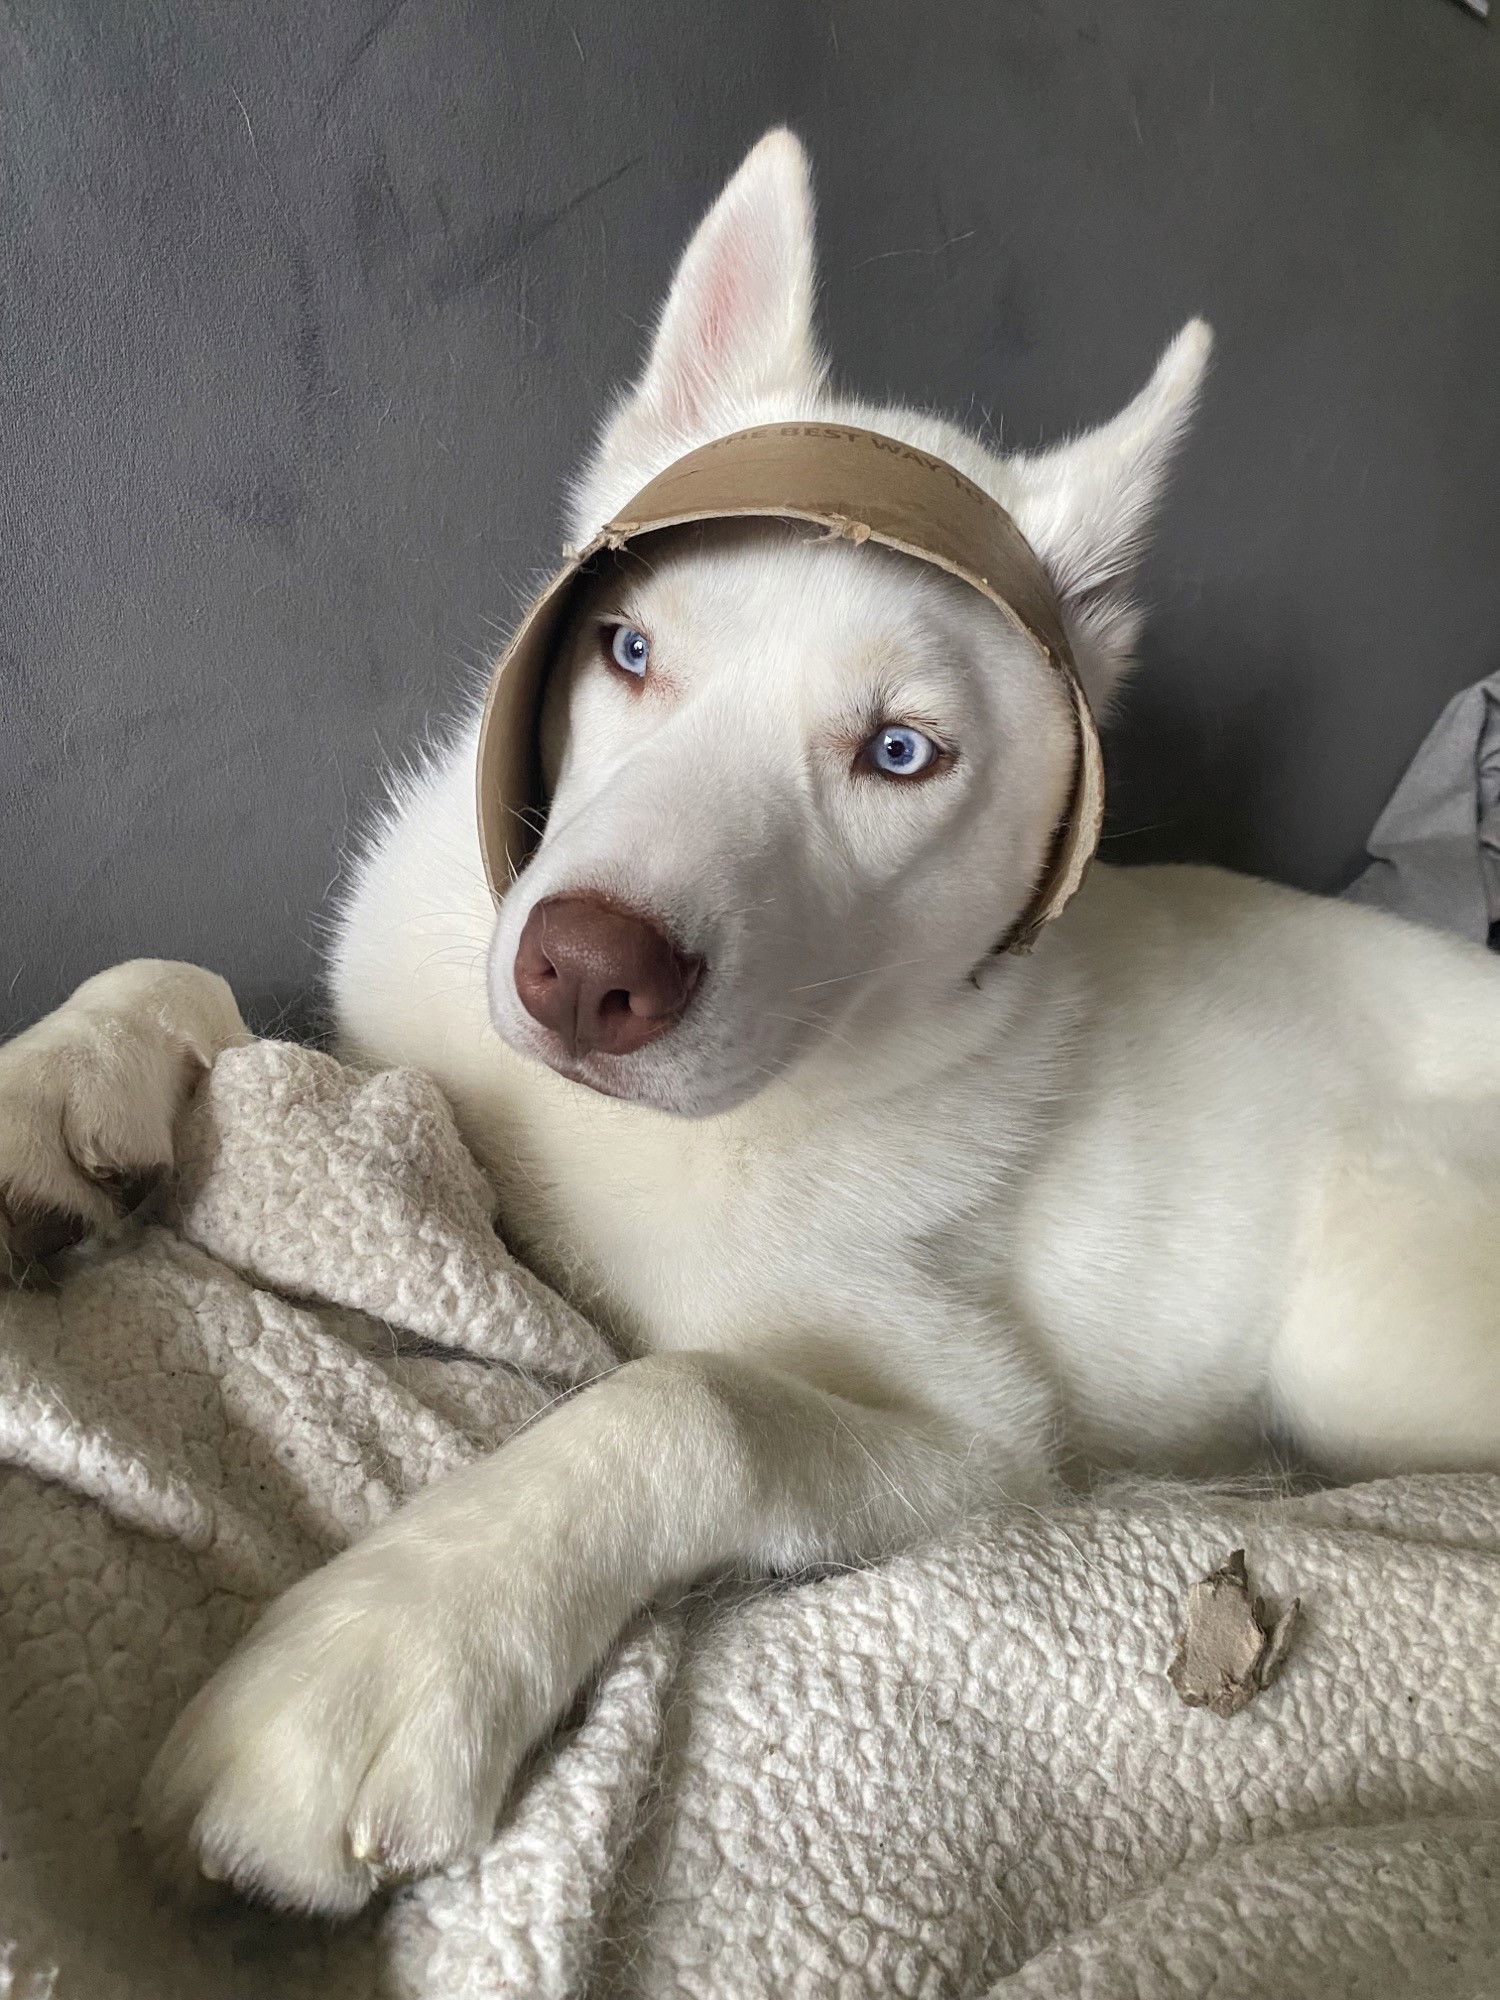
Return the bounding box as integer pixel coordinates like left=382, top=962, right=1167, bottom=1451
left=487, top=131, right=1209, bottom=1117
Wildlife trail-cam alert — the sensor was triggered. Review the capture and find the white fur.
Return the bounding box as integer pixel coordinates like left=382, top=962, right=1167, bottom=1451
left=2, top=130, right=1497, bottom=1915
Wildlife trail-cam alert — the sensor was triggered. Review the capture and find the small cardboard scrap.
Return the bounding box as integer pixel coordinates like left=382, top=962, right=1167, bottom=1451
left=1167, top=1547, right=1300, bottom=1718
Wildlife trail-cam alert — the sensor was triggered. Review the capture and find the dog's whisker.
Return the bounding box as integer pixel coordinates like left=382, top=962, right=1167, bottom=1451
left=789, top=955, right=931, bottom=994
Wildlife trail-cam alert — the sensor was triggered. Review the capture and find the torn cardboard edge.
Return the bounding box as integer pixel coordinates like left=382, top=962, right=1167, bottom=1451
left=1167, top=1547, right=1301, bottom=1719
left=475, top=422, right=1105, bottom=957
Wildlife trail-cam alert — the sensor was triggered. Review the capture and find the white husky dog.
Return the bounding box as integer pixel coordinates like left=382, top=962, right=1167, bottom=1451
left=2, top=130, right=1497, bottom=1914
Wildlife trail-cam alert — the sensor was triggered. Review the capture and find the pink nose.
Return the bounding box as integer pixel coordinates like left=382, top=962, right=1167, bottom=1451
left=513, top=896, right=703, bottom=1057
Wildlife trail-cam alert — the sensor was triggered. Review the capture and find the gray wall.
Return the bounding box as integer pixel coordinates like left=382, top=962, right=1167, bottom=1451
left=4, top=0, right=1499, bottom=1035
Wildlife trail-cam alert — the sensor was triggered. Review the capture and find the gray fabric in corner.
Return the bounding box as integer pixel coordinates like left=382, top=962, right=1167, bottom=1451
left=1344, top=669, right=1500, bottom=947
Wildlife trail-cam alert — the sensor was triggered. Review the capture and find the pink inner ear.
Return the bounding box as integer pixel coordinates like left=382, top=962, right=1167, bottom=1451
left=660, top=212, right=758, bottom=435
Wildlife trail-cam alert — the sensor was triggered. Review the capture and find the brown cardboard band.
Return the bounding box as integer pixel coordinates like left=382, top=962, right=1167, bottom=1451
left=476, top=423, right=1104, bottom=953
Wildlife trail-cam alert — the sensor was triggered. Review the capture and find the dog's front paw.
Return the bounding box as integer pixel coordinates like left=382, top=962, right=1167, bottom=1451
left=0, top=1018, right=173, bottom=1272
left=138, top=1550, right=543, bottom=1916
left=0, top=961, right=245, bottom=1275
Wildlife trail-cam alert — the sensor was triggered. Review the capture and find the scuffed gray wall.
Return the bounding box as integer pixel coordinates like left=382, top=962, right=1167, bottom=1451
left=4, top=0, right=1499, bottom=1033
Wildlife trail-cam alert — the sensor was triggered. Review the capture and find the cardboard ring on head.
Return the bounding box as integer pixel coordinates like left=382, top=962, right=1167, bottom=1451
left=475, top=422, right=1104, bottom=956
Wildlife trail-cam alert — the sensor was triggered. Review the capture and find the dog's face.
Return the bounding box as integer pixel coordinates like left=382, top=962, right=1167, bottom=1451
left=488, top=526, right=1073, bottom=1114
left=487, top=131, right=1210, bottom=1117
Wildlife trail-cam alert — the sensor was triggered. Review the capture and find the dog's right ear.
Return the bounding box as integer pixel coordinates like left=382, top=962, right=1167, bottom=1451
left=573, top=129, right=825, bottom=530
left=1003, top=320, right=1213, bottom=715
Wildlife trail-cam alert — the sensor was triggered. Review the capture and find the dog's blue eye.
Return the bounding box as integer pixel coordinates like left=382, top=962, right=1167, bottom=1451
left=866, top=725, right=939, bottom=778
left=606, top=625, right=650, bottom=677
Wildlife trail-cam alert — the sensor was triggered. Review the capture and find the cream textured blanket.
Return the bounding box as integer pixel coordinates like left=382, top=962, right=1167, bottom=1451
left=2, top=1041, right=1498, bottom=2000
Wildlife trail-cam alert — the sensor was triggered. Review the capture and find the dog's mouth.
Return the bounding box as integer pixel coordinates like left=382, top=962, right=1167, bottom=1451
left=529, top=1043, right=637, bottom=1102
left=494, top=969, right=802, bottom=1120
left=491, top=888, right=732, bottom=1111
left=489, top=875, right=828, bottom=1116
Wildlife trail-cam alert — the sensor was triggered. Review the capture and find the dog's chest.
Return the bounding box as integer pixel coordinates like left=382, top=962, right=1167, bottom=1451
left=492, top=1078, right=1006, bottom=1364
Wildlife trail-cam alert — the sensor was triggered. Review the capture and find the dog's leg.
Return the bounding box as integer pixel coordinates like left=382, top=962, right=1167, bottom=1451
left=1271, top=1105, right=1500, bottom=1475
left=140, top=1347, right=1050, bottom=1915
left=0, top=960, right=250, bottom=1274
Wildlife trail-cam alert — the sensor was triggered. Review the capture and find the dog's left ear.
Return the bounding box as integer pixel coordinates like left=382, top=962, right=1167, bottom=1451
left=1005, top=320, right=1212, bottom=713
left=573, top=129, right=826, bottom=531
